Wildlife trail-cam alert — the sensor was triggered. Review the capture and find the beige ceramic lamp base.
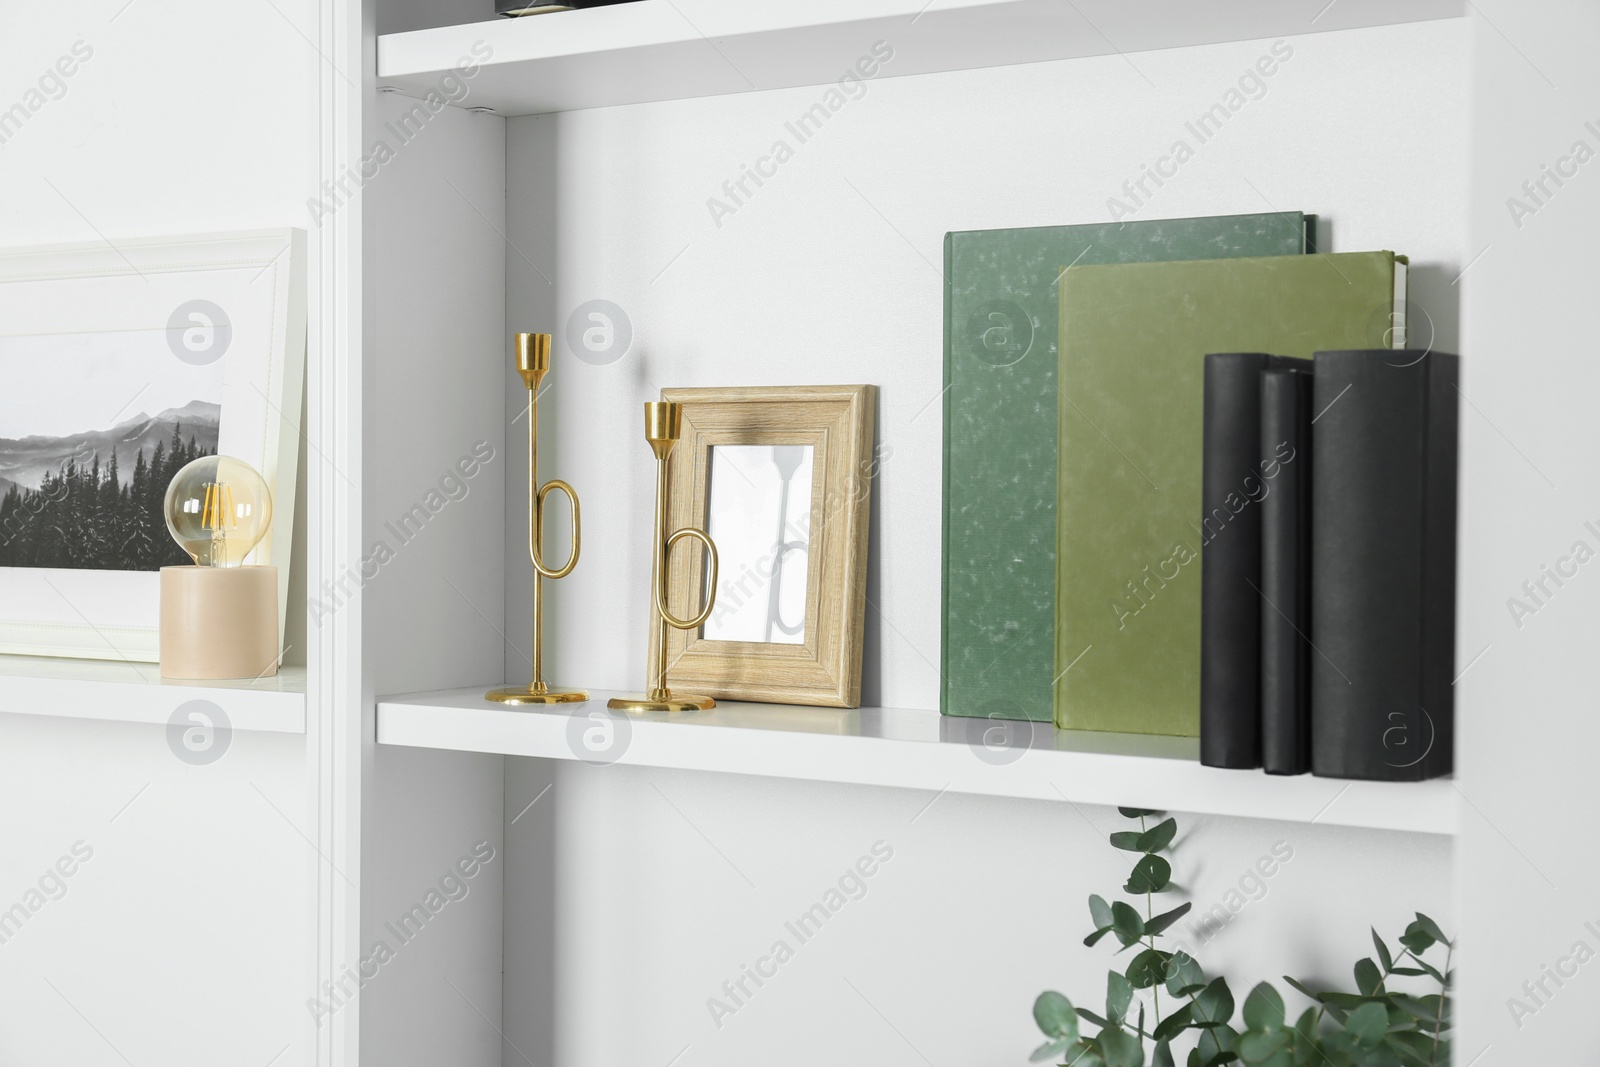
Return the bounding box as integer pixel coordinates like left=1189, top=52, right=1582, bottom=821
left=159, top=565, right=280, bottom=680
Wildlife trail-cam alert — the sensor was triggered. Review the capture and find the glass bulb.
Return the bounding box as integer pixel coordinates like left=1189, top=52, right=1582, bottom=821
left=163, top=455, right=273, bottom=568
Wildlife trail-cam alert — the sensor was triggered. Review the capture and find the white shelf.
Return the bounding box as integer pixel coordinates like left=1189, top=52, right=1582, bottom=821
left=378, top=0, right=1463, bottom=115
left=0, top=655, right=307, bottom=734
left=377, top=687, right=1456, bottom=835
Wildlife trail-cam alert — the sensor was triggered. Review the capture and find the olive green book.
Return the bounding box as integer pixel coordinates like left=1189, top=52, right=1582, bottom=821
left=941, top=213, right=1309, bottom=723
left=1055, top=250, right=1407, bottom=735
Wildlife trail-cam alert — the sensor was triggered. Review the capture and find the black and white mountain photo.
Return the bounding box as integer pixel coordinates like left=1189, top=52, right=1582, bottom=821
left=0, top=329, right=224, bottom=571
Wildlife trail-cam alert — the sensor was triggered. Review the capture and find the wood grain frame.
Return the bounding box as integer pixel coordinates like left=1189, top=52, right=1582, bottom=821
left=651, top=385, right=875, bottom=708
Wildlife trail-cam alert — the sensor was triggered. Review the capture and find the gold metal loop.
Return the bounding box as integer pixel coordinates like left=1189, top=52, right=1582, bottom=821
left=488, top=331, right=588, bottom=705
left=656, top=526, right=718, bottom=631
left=609, top=399, right=719, bottom=712
left=532, top=477, right=580, bottom=579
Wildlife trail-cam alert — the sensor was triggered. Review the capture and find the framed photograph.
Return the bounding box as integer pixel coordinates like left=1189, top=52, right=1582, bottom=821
left=651, top=385, right=876, bottom=708
left=0, top=230, right=306, bottom=661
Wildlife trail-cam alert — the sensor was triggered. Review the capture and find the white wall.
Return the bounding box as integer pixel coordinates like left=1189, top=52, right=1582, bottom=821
left=1457, top=3, right=1600, bottom=1063
left=0, top=713, right=307, bottom=1065
left=363, top=91, right=509, bottom=1067
left=0, top=3, right=316, bottom=1064
left=0, top=3, right=313, bottom=241
left=501, top=20, right=1464, bottom=1065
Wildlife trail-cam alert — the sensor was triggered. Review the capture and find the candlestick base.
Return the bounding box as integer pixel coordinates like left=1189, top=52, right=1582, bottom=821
left=607, top=693, right=715, bottom=712
left=486, top=685, right=589, bottom=705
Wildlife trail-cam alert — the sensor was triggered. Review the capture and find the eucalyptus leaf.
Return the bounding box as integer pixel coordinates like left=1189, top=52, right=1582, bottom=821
left=1398, top=920, right=1436, bottom=957
left=1290, top=1007, right=1319, bottom=1064
left=1085, top=926, right=1117, bottom=949
left=1127, top=948, right=1172, bottom=989
left=1195, top=1022, right=1238, bottom=1064
left=1323, top=1029, right=1358, bottom=1057
left=1412, top=913, right=1450, bottom=948
left=1166, top=952, right=1206, bottom=997
left=1392, top=994, right=1441, bottom=1026
left=1035, top=991, right=1079, bottom=1041
left=1371, top=929, right=1393, bottom=972
left=1153, top=1003, right=1193, bottom=1042
left=1354, top=958, right=1382, bottom=996
left=1106, top=971, right=1134, bottom=1026
left=1126, top=855, right=1173, bottom=894
left=1137, top=818, right=1178, bottom=853
left=1345, top=1002, right=1388, bottom=1048
left=1145, top=902, right=1192, bottom=937
left=1152, top=1038, right=1175, bottom=1067
left=1387, top=1029, right=1436, bottom=1061
left=1097, top=1026, right=1145, bottom=1067
left=1242, top=982, right=1286, bottom=1031
left=1317, top=992, right=1368, bottom=1011
left=1079, top=1007, right=1112, bottom=1029
left=1110, top=831, right=1146, bottom=852
left=1192, top=978, right=1235, bottom=1028
left=1281, top=976, right=1318, bottom=1003
left=1029, top=1037, right=1072, bottom=1063
left=1238, top=1028, right=1288, bottom=1060
left=1111, top=901, right=1147, bottom=947
left=1119, top=807, right=1162, bottom=819
left=1411, top=958, right=1446, bottom=985
left=1090, top=894, right=1115, bottom=929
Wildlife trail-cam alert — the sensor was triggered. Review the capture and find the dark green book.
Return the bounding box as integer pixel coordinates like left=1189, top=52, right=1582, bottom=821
left=1055, top=250, right=1408, bottom=735
left=941, top=213, right=1308, bottom=723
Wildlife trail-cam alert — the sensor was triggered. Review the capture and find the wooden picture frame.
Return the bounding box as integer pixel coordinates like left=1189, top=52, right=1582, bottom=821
left=651, top=385, right=876, bottom=708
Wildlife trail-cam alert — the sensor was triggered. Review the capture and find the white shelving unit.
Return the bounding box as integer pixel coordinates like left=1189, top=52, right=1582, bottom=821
left=28, top=0, right=1574, bottom=1062
left=378, top=0, right=1464, bottom=114
left=361, top=5, right=1483, bottom=1065
left=378, top=688, right=1457, bottom=835
left=0, top=655, right=307, bottom=733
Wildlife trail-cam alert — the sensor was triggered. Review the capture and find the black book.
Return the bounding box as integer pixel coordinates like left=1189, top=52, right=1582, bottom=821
left=1311, top=349, right=1458, bottom=781
left=1260, top=367, right=1313, bottom=775
left=1199, top=352, right=1305, bottom=769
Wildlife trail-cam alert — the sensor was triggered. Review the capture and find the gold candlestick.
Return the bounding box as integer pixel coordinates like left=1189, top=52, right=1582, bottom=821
left=609, top=401, right=719, bottom=712
left=487, top=333, right=588, bottom=706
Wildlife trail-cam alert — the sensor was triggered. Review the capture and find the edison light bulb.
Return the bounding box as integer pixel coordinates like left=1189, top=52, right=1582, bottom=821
left=163, top=456, right=273, bottom=568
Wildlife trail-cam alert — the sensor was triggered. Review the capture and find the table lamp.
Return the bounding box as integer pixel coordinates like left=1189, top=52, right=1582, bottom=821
left=159, top=455, right=279, bottom=680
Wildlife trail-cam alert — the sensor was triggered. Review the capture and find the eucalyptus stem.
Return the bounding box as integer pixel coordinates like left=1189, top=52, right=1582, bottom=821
left=1429, top=943, right=1453, bottom=1066
left=1139, top=814, right=1162, bottom=1031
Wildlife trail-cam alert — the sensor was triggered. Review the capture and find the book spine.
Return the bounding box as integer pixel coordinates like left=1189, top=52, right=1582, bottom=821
left=940, top=232, right=955, bottom=715
left=1310, top=350, right=1459, bottom=780
left=1199, top=353, right=1273, bottom=768
left=1419, top=351, right=1459, bottom=780
left=1259, top=368, right=1313, bottom=775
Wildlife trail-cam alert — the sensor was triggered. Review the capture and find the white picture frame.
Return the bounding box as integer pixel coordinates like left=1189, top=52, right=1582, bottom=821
left=0, top=229, right=306, bottom=662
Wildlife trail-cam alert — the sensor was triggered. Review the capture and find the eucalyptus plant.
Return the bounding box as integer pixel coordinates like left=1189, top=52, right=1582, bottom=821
left=1031, top=808, right=1453, bottom=1067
